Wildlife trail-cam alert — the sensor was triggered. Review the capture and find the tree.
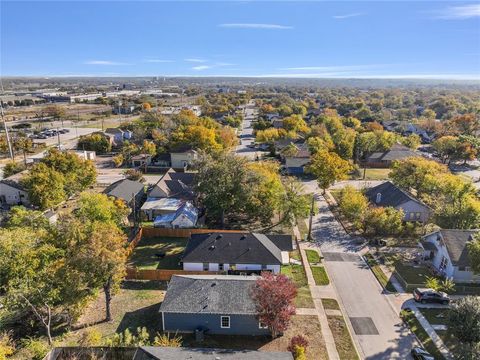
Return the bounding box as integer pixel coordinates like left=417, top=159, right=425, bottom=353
left=69, top=221, right=128, bottom=321
left=363, top=207, right=404, bottom=236
left=124, top=169, right=145, bottom=182
left=142, top=102, right=152, bottom=111
left=44, top=105, right=66, bottom=122
left=13, top=135, right=33, bottom=165
left=447, top=296, right=480, bottom=344
left=21, top=163, right=66, bottom=209
left=432, top=136, right=459, bottom=164
left=307, top=150, right=352, bottom=193
left=5, top=206, right=50, bottom=230
left=467, top=233, right=480, bottom=275
left=76, top=192, right=129, bottom=227
left=338, top=186, right=368, bottom=228
left=280, top=178, right=311, bottom=225
left=255, top=128, right=286, bottom=143
left=251, top=272, right=297, bottom=338
left=0, top=332, right=15, bottom=360
left=113, top=154, right=124, bottom=167
left=400, top=134, right=421, bottom=149
left=78, top=133, right=112, bottom=154
left=2, top=160, right=25, bottom=178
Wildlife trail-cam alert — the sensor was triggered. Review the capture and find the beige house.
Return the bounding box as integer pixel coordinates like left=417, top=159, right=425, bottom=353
left=0, top=171, right=30, bottom=206
left=170, top=146, right=198, bottom=169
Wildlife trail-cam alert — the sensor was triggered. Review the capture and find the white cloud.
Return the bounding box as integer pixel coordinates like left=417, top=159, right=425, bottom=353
left=143, top=59, right=173, bottom=63
left=185, top=58, right=207, bottom=63
left=84, top=60, right=130, bottom=65
left=433, top=4, right=480, bottom=19
left=218, top=23, right=293, bottom=30
left=192, top=65, right=213, bottom=71
left=333, top=13, right=365, bottom=20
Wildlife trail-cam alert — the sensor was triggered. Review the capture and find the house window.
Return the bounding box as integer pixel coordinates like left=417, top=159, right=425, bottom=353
left=219, top=263, right=224, bottom=271
left=439, top=256, right=448, bottom=272
left=220, top=316, right=230, bottom=328
left=203, top=263, right=209, bottom=271
left=409, top=212, right=415, bottom=220
left=415, top=212, right=421, bottom=220
left=259, top=321, right=268, bottom=329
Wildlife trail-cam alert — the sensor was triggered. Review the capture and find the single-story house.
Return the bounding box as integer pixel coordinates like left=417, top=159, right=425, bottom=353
left=421, top=229, right=479, bottom=283
left=160, top=275, right=270, bottom=336
left=148, top=168, right=195, bottom=201
left=170, top=145, right=198, bottom=169
left=265, top=113, right=280, bottom=122
left=182, top=232, right=293, bottom=273
left=153, top=202, right=198, bottom=228
left=153, top=153, right=171, bottom=168
left=141, top=197, right=184, bottom=221
left=131, top=154, right=153, bottom=168
left=283, top=143, right=311, bottom=175
left=103, top=179, right=145, bottom=208
left=404, top=123, right=432, bottom=143
left=365, top=144, right=420, bottom=168
left=0, top=170, right=30, bottom=206
left=365, top=181, right=432, bottom=223
left=272, top=118, right=284, bottom=129
left=105, top=128, right=125, bottom=145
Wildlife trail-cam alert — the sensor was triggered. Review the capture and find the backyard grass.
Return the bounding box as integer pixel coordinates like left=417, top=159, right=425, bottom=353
left=184, top=315, right=328, bottom=360
left=128, top=237, right=187, bottom=270
left=305, top=249, right=321, bottom=264
left=351, top=168, right=391, bottom=180
left=364, top=253, right=397, bottom=293
left=394, top=262, right=431, bottom=285
left=327, top=315, right=359, bottom=360
left=290, top=249, right=301, bottom=261
left=281, top=264, right=314, bottom=308
left=311, top=266, right=330, bottom=285
left=321, top=298, right=340, bottom=310
left=400, top=309, right=444, bottom=360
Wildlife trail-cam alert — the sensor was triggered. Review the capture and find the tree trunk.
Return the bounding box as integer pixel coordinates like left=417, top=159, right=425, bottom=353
left=220, top=210, right=225, bottom=229
left=104, top=278, right=112, bottom=322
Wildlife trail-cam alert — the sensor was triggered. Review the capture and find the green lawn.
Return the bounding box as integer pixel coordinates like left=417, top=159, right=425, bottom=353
left=305, top=249, right=321, bottom=264
left=351, top=168, right=391, bottom=180
left=327, top=315, right=359, bottom=360
left=281, top=264, right=314, bottom=308
left=321, top=298, right=340, bottom=310
left=311, top=266, right=330, bottom=286
left=364, top=253, right=397, bottom=293
left=418, top=308, right=450, bottom=326
left=128, top=237, right=187, bottom=270
left=297, top=217, right=309, bottom=241
left=394, top=263, right=430, bottom=286
left=289, top=250, right=301, bottom=261
left=400, top=309, right=445, bottom=360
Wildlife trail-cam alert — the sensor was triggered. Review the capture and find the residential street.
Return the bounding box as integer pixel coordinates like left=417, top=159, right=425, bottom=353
left=235, top=101, right=263, bottom=160
left=302, top=180, right=417, bottom=359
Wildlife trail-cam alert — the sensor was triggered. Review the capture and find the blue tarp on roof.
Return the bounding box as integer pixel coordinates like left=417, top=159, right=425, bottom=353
left=153, top=202, right=198, bottom=227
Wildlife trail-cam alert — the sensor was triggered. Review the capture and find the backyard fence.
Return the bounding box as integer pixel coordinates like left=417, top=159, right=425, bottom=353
left=125, top=268, right=220, bottom=281
left=141, top=227, right=244, bottom=239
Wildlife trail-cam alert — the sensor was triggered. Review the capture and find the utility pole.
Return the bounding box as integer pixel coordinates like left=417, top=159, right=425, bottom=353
left=307, top=195, right=315, bottom=241
left=0, top=81, right=14, bottom=160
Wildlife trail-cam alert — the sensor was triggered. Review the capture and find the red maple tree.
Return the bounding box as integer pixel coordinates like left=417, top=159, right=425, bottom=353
left=251, top=271, right=297, bottom=338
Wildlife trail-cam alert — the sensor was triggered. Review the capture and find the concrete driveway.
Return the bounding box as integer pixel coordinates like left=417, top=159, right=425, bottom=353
left=303, top=180, right=418, bottom=359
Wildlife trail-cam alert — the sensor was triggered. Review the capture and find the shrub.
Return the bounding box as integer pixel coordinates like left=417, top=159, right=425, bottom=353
left=294, top=345, right=307, bottom=360
left=288, top=335, right=309, bottom=353
left=20, top=338, right=49, bottom=360
left=0, top=332, right=15, bottom=360
left=448, top=296, right=480, bottom=344
left=78, top=328, right=102, bottom=347
left=123, top=169, right=145, bottom=182
left=153, top=333, right=182, bottom=347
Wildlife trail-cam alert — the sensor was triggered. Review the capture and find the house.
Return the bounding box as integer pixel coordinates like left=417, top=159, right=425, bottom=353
left=272, top=118, right=284, bottom=129
left=182, top=232, right=293, bottom=273
left=404, top=123, right=432, bottom=143
left=283, top=143, right=311, bottom=175
left=46, top=346, right=293, bottom=360
left=153, top=153, right=171, bottom=168
left=104, top=128, right=124, bottom=145
left=170, top=145, right=198, bottom=169
left=153, top=202, right=198, bottom=228
left=103, top=179, right=144, bottom=208
left=140, top=197, right=184, bottom=221
left=0, top=170, right=30, bottom=207
left=148, top=168, right=195, bottom=200
left=131, top=154, right=152, bottom=168
left=365, top=144, right=420, bottom=168
left=421, top=229, right=479, bottom=283
left=160, top=275, right=271, bottom=336
left=265, top=113, right=280, bottom=122
left=365, top=181, right=431, bottom=223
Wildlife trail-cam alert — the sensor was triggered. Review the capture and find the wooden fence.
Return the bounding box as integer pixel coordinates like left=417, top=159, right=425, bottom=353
left=125, top=268, right=220, bottom=281
left=141, top=227, right=244, bottom=239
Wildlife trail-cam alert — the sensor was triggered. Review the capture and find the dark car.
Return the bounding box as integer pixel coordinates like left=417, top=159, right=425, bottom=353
left=413, top=288, right=450, bottom=305
left=411, top=347, right=434, bottom=360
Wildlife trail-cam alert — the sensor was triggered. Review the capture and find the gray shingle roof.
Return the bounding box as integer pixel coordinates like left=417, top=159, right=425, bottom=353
left=159, top=275, right=258, bottom=314
left=365, top=181, right=427, bottom=209
left=438, top=229, right=479, bottom=267
left=181, top=232, right=293, bottom=265
left=367, top=144, right=419, bottom=162
left=136, top=347, right=294, bottom=360
left=104, top=179, right=144, bottom=202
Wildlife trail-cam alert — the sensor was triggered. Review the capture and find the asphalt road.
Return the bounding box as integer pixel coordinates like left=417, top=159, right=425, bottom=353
left=302, top=180, right=418, bottom=359
left=235, top=101, right=264, bottom=160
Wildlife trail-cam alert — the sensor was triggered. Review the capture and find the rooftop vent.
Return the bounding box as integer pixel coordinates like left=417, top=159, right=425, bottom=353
left=209, top=245, right=216, bottom=250
left=211, top=283, right=216, bottom=287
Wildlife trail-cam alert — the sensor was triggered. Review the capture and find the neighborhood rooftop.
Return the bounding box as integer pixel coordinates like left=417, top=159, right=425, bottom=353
left=103, top=178, right=144, bottom=202
left=181, top=232, right=293, bottom=265
left=365, top=181, right=427, bottom=208
left=159, top=275, right=259, bottom=315
left=426, top=229, right=479, bottom=267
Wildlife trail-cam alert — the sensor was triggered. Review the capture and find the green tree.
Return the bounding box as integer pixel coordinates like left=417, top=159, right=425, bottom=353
left=21, top=163, right=66, bottom=209
left=447, top=296, right=480, bottom=344
left=307, top=150, right=352, bottom=193
left=467, top=233, right=480, bottom=275
left=280, top=178, right=311, bottom=224
left=2, top=160, right=25, bottom=178
left=400, top=134, right=421, bottom=149
left=338, top=186, right=368, bottom=228
left=6, top=206, right=50, bottom=230
left=78, top=133, right=112, bottom=154
left=76, top=192, right=129, bottom=227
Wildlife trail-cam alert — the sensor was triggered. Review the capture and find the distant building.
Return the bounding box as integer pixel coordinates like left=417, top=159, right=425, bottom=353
left=103, top=179, right=144, bottom=208
left=282, top=143, right=311, bottom=175
left=148, top=168, right=195, bottom=201
left=104, top=128, right=125, bottom=145
left=131, top=154, right=153, bottom=168
left=153, top=202, right=198, bottom=228
left=160, top=275, right=272, bottom=336
left=421, top=229, right=480, bottom=283
left=0, top=170, right=30, bottom=207
left=141, top=197, right=185, bottom=221
left=365, top=181, right=431, bottom=223
left=170, top=145, right=198, bottom=169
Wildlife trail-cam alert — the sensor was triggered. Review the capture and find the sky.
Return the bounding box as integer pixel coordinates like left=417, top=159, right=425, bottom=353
left=1, top=1, right=480, bottom=79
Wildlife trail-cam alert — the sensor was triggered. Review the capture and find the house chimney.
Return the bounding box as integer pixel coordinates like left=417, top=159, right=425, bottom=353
left=376, top=193, right=382, bottom=204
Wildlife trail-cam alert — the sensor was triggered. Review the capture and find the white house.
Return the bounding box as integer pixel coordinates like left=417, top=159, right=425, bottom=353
left=421, top=229, right=480, bottom=283
left=153, top=202, right=198, bottom=229
left=170, top=146, right=198, bottom=169
left=0, top=171, right=30, bottom=206
left=181, top=232, right=293, bottom=274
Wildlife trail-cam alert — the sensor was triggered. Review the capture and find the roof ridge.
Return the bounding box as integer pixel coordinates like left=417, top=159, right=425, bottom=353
left=252, top=233, right=283, bottom=263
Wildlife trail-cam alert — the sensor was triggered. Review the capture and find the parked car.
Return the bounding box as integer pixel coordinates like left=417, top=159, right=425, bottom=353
left=413, top=288, right=450, bottom=305
left=411, top=347, right=434, bottom=360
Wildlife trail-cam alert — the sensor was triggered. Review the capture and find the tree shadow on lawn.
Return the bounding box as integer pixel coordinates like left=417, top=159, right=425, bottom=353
left=121, top=280, right=168, bottom=291
left=116, top=302, right=163, bottom=334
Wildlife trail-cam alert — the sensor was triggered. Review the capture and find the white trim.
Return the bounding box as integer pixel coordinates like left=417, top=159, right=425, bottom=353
left=220, top=316, right=230, bottom=328
left=258, top=321, right=268, bottom=329
left=161, top=311, right=165, bottom=331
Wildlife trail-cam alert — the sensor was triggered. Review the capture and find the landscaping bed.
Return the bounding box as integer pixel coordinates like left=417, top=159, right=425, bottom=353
left=311, top=266, right=330, bottom=286
left=364, top=253, right=397, bottom=292
left=128, top=237, right=187, bottom=270
left=326, top=315, right=359, bottom=360
left=305, top=249, right=321, bottom=264
left=281, top=264, right=314, bottom=308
